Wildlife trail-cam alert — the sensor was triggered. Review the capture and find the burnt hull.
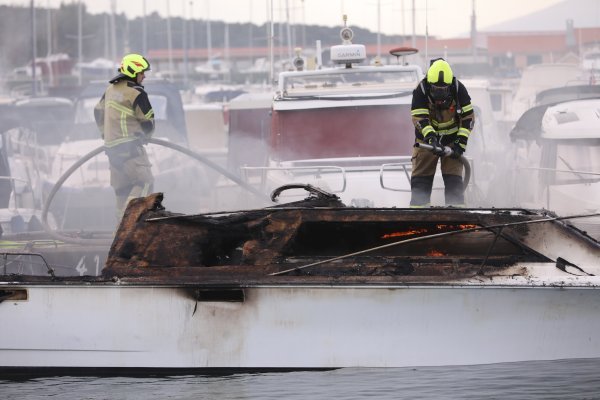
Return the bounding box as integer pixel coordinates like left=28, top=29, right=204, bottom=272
left=1, top=283, right=600, bottom=371
left=1, top=193, right=599, bottom=372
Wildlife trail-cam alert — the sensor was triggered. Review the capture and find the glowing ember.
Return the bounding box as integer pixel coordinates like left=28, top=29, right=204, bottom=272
left=428, top=250, right=445, bottom=257
left=381, top=224, right=479, bottom=240
left=436, top=224, right=478, bottom=230
left=381, top=229, right=428, bottom=239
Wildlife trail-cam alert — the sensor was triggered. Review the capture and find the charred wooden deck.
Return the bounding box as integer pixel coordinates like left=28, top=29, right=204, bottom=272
left=97, top=193, right=600, bottom=285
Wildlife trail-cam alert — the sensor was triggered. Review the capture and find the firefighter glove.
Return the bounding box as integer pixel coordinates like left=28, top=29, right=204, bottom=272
left=450, top=144, right=465, bottom=159
left=426, top=135, right=445, bottom=156
left=425, top=134, right=439, bottom=146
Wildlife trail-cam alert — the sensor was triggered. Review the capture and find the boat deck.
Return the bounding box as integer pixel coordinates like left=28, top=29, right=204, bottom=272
left=73, top=193, right=598, bottom=287
left=2, top=192, right=598, bottom=288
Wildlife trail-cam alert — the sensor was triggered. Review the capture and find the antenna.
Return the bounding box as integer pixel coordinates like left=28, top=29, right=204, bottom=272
left=425, top=0, right=428, bottom=63
left=389, top=47, right=418, bottom=65
left=340, top=14, right=353, bottom=44
left=268, top=0, right=273, bottom=85
left=316, top=40, right=322, bottom=69
left=330, top=15, right=366, bottom=68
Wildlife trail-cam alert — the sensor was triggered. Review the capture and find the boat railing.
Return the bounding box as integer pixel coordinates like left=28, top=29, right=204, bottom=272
left=379, top=162, right=413, bottom=192
left=520, top=166, right=600, bottom=181
left=0, top=175, right=35, bottom=210
left=3, top=131, right=53, bottom=179
left=240, top=165, right=347, bottom=193
left=379, top=162, right=458, bottom=193
left=0, top=251, right=54, bottom=278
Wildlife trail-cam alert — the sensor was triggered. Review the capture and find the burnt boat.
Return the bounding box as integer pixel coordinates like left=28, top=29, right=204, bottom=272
left=1, top=189, right=599, bottom=374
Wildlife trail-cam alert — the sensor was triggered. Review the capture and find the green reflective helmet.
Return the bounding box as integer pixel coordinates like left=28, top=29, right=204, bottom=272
left=427, top=59, right=453, bottom=85
left=427, top=59, right=454, bottom=108
left=119, top=53, right=151, bottom=78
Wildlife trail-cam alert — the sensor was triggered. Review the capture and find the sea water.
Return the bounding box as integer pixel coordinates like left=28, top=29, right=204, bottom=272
left=2, top=359, right=600, bottom=399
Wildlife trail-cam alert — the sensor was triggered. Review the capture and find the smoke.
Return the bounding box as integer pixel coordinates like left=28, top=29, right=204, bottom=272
left=462, top=76, right=600, bottom=241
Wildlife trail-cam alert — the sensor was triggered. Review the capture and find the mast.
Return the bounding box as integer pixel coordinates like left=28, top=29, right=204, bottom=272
left=301, top=0, right=306, bottom=49
left=224, top=22, right=230, bottom=82
left=269, top=0, right=274, bottom=85
left=425, top=0, right=428, bottom=63
left=206, top=0, right=212, bottom=63
left=249, top=0, right=254, bottom=65
left=411, top=0, right=415, bottom=48
left=189, top=1, right=195, bottom=50
left=78, top=0, right=83, bottom=86
left=109, top=0, right=117, bottom=63
left=142, top=0, right=147, bottom=55
left=46, top=0, right=52, bottom=56
left=377, top=0, right=381, bottom=59
left=166, top=0, right=174, bottom=76
left=471, top=0, right=477, bottom=63
left=278, top=0, right=283, bottom=65
left=183, top=0, right=189, bottom=86
left=46, top=0, right=53, bottom=86
left=285, top=0, right=292, bottom=62
left=401, top=0, right=405, bottom=43
left=30, top=0, right=37, bottom=95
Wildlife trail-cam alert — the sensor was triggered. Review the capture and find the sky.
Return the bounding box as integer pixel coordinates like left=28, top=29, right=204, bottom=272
left=4, top=0, right=564, bottom=38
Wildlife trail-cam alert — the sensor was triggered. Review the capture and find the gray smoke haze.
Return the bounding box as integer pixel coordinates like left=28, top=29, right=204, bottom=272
left=1, top=0, right=599, bottom=276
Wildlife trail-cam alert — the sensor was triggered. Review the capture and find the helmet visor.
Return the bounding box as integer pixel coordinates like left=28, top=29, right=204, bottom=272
left=142, top=57, right=151, bottom=72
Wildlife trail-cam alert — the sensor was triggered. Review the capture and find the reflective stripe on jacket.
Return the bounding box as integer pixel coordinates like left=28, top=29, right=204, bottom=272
left=410, top=79, right=475, bottom=149
left=94, top=79, right=155, bottom=147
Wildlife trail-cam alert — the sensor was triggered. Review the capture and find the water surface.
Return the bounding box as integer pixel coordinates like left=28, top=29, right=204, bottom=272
left=2, top=359, right=599, bottom=399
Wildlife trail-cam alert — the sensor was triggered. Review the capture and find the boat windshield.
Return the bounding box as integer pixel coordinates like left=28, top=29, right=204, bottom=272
left=281, top=69, right=419, bottom=97
left=553, top=139, right=600, bottom=184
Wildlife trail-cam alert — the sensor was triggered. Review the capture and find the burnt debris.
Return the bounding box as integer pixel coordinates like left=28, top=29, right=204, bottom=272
left=100, top=193, right=581, bottom=284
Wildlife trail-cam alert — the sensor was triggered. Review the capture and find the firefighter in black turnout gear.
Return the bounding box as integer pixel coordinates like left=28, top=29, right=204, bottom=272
left=94, top=53, right=155, bottom=221
left=409, top=59, right=475, bottom=207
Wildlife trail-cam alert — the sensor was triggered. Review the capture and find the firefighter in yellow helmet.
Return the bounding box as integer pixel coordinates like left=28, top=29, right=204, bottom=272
left=94, top=53, right=155, bottom=221
left=409, top=58, right=475, bottom=207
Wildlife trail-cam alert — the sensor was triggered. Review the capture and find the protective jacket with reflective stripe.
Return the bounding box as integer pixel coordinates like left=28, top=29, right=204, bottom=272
left=94, top=78, right=155, bottom=147
left=410, top=78, right=474, bottom=149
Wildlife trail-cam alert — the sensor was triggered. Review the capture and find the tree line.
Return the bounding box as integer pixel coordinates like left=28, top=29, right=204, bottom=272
left=0, top=3, right=404, bottom=71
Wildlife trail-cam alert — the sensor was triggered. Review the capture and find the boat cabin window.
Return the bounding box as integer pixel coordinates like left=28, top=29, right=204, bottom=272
left=584, top=52, right=600, bottom=62
left=490, top=93, right=503, bottom=112
left=583, top=52, right=600, bottom=70
left=282, top=69, right=419, bottom=96
left=549, top=139, right=600, bottom=184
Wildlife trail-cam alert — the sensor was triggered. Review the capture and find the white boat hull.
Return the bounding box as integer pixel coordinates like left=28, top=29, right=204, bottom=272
left=2, top=283, right=600, bottom=370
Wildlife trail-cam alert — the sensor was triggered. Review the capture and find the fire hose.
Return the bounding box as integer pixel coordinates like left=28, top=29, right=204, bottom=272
left=414, top=142, right=471, bottom=190
left=40, top=138, right=271, bottom=245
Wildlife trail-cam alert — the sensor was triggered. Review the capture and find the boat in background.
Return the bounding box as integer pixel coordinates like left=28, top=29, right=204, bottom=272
left=461, top=79, right=513, bottom=205
left=2, top=96, right=77, bottom=204
left=37, top=78, right=212, bottom=230
left=0, top=98, right=110, bottom=277
left=582, top=48, right=600, bottom=83
left=509, top=84, right=600, bottom=239
left=261, top=57, right=420, bottom=207
left=221, top=21, right=484, bottom=209
left=508, top=63, right=588, bottom=125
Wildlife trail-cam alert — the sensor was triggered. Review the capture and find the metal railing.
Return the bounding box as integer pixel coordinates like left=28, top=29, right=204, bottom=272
left=379, top=161, right=413, bottom=192
left=1, top=251, right=54, bottom=278
left=240, top=165, right=347, bottom=193
left=0, top=175, right=34, bottom=210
